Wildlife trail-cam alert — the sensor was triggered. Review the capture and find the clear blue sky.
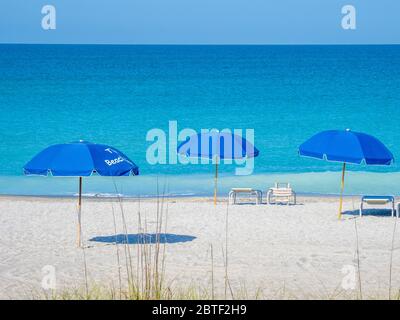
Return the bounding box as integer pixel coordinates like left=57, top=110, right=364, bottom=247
left=1, top=0, right=399, bottom=44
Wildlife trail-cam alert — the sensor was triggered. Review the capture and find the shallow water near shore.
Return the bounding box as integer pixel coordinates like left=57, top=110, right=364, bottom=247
left=1, top=171, right=400, bottom=197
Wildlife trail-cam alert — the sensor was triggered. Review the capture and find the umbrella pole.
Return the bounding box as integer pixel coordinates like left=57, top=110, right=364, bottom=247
left=338, top=163, right=346, bottom=220
left=77, top=176, right=83, bottom=247
left=214, top=159, right=218, bottom=205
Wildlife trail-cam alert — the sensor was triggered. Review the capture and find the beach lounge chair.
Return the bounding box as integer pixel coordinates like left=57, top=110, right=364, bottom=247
left=228, top=188, right=262, bottom=205
left=266, top=182, right=296, bottom=205
left=359, top=195, right=395, bottom=217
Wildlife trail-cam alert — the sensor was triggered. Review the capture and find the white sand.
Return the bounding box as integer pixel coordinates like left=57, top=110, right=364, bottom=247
left=0, top=195, right=400, bottom=299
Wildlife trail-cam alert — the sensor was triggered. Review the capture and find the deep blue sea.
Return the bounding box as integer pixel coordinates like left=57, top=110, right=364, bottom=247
left=1, top=44, right=400, bottom=197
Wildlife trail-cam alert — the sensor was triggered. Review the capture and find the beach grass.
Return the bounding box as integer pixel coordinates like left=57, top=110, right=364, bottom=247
left=35, top=192, right=263, bottom=300
left=29, top=195, right=400, bottom=301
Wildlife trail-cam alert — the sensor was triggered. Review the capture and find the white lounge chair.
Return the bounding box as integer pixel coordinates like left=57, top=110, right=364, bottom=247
left=228, top=188, right=262, bottom=205
left=359, top=195, right=395, bottom=217
left=266, top=182, right=296, bottom=205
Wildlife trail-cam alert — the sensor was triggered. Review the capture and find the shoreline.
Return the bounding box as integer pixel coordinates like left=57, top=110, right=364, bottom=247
left=2, top=171, right=400, bottom=198
left=0, top=192, right=387, bottom=202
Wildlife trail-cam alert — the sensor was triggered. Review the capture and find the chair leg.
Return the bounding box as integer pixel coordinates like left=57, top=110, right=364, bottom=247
left=254, top=192, right=258, bottom=205
left=229, top=191, right=236, bottom=205
left=392, top=201, right=395, bottom=218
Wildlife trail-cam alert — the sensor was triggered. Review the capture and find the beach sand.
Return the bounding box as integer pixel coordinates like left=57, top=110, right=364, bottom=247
left=0, top=195, right=399, bottom=299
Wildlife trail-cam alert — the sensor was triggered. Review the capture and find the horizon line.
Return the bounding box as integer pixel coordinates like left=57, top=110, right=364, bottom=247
left=1, top=42, right=400, bottom=46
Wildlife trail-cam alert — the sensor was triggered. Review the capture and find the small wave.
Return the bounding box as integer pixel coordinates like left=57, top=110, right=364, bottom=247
left=73, top=192, right=124, bottom=198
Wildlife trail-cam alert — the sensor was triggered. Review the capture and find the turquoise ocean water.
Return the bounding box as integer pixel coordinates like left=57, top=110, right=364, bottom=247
left=1, top=44, right=400, bottom=197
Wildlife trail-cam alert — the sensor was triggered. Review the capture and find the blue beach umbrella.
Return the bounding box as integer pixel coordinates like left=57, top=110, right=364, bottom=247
left=177, top=131, right=259, bottom=205
left=299, top=129, right=394, bottom=219
left=23, top=140, right=139, bottom=246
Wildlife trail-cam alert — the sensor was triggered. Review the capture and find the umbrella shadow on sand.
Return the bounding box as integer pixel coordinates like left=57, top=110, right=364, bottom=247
left=89, top=233, right=196, bottom=245
left=342, top=209, right=395, bottom=217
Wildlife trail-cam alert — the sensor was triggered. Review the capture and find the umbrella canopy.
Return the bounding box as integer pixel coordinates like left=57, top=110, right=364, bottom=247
left=177, top=131, right=259, bottom=205
left=178, top=131, right=259, bottom=160
left=299, top=129, right=394, bottom=219
left=23, top=140, right=139, bottom=177
left=23, top=141, right=139, bottom=247
left=299, top=129, right=393, bottom=165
